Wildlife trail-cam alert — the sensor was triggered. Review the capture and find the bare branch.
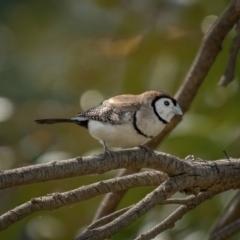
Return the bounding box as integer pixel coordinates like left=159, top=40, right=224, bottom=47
left=1, top=148, right=240, bottom=191
left=1, top=149, right=240, bottom=190
left=75, top=177, right=186, bottom=240
left=93, top=168, right=140, bottom=220
left=208, top=218, right=240, bottom=240
left=160, top=196, right=202, bottom=205
left=73, top=151, right=240, bottom=240
left=1, top=149, right=240, bottom=237
left=0, top=171, right=166, bottom=231
left=75, top=173, right=240, bottom=240
left=89, top=192, right=222, bottom=238
left=222, top=150, right=230, bottom=160
left=135, top=206, right=189, bottom=240
left=209, top=190, right=240, bottom=238
left=88, top=205, right=133, bottom=230
left=0, top=149, right=171, bottom=190
left=218, top=20, right=240, bottom=86
left=135, top=191, right=222, bottom=240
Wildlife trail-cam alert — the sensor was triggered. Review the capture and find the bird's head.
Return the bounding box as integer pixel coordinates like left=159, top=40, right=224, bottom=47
left=152, top=95, right=183, bottom=123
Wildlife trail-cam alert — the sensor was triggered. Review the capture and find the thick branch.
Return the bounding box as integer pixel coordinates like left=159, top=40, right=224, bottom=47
left=0, top=149, right=164, bottom=189
left=1, top=149, right=240, bottom=190
left=1, top=150, right=240, bottom=237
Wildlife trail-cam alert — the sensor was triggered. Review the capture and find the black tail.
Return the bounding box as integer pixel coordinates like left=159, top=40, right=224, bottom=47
left=35, top=118, right=88, bottom=128
left=35, top=118, right=75, bottom=124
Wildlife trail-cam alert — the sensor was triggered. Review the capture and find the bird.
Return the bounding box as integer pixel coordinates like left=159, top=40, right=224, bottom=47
left=35, top=91, right=183, bottom=154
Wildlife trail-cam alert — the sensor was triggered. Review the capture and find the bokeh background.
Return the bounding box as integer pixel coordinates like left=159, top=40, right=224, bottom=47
left=1, top=0, right=240, bottom=239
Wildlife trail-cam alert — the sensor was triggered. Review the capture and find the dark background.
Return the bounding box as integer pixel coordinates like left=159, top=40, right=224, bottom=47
left=0, top=0, right=240, bottom=239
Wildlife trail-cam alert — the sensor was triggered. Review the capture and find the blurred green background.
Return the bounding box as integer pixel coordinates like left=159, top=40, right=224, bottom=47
left=0, top=0, right=240, bottom=239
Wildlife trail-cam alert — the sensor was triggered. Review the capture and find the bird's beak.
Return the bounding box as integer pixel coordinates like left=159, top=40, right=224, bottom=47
left=172, top=103, right=183, bottom=115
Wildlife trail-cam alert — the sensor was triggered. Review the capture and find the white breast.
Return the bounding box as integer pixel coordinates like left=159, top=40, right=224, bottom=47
left=88, top=120, right=150, bottom=148
left=88, top=114, right=165, bottom=148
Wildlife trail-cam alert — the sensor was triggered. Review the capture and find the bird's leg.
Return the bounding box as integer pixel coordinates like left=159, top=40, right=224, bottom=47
left=101, top=141, right=113, bottom=157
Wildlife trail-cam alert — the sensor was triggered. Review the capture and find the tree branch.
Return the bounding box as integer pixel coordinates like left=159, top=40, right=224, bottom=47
left=75, top=177, right=186, bottom=240
left=209, top=190, right=240, bottom=239
left=1, top=149, right=240, bottom=190
left=0, top=149, right=173, bottom=189
left=135, top=190, right=223, bottom=240
left=218, top=20, right=240, bottom=86
left=1, top=149, right=240, bottom=238
left=88, top=205, right=133, bottom=230
left=208, top=218, right=240, bottom=240
left=93, top=168, right=140, bottom=220
left=0, top=171, right=166, bottom=231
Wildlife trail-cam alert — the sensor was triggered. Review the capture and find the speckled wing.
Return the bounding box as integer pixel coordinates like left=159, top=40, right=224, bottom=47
left=77, top=94, right=142, bottom=125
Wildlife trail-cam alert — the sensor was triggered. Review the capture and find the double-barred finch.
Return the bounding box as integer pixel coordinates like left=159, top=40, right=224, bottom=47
left=35, top=91, right=183, bottom=154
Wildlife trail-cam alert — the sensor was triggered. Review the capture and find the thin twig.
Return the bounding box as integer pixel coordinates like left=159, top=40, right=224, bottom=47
left=135, top=205, right=190, bottom=240
left=222, top=150, right=230, bottom=160
left=75, top=177, right=186, bottom=240
left=209, top=190, right=240, bottom=237
left=208, top=218, right=240, bottom=240
left=135, top=191, right=222, bottom=240
left=148, top=0, right=240, bottom=149
left=88, top=205, right=133, bottom=230
left=218, top=19, right=240, bottom=86
left=160, top=196, right=198, bottom=205
left=93, top=168, right=140, bottom=220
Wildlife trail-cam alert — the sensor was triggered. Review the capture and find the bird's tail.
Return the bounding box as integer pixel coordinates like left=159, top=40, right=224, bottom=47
left=35, top=118, right=76, bottom=124
left=35, top=118, right=88, bottom=128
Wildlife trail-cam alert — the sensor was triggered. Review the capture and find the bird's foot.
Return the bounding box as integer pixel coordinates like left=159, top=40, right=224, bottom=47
left=104, top=149, right=114, bottom=157
left=138, top=145, right=152, bottom=152
left=185, top=155, right=204, bottom=162
left=101, top=141, right=114, bottom=157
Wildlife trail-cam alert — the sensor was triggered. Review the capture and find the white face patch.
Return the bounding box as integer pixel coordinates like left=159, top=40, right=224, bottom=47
left=154, top=98, right=176, bottom=123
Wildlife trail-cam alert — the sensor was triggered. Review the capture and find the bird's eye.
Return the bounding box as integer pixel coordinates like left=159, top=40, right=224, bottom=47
left=164, top=101, right=170, bottom=106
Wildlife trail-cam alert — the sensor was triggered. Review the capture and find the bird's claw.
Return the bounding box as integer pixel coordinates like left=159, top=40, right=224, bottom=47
left=104, top=149, right=114, bottom=157
left=138, top=145, right=152, bottom=151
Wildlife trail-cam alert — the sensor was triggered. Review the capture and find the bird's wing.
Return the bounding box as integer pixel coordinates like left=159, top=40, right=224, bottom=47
left=77, top=95, right=142, bottom=124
